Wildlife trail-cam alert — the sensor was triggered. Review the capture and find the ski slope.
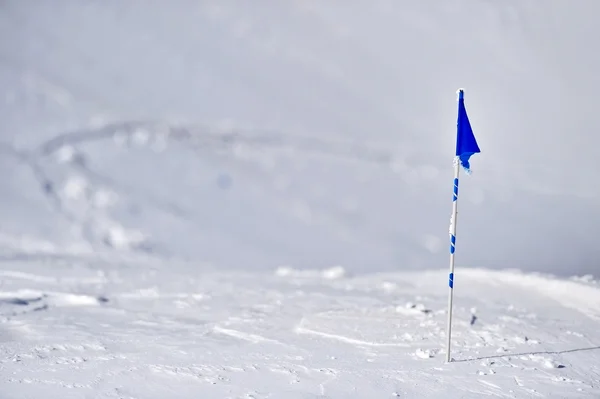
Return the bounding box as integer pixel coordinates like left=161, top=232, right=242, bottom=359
left=1, top=1, right=600, bottom=397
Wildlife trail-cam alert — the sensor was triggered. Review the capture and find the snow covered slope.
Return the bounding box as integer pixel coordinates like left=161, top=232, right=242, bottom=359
left=1, top=1, right=600, bottom=397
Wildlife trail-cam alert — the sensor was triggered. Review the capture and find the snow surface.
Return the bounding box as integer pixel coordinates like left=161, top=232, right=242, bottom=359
left=1, top=1, right=600, bottom=397
left=2, top=261, right=600, bottom=398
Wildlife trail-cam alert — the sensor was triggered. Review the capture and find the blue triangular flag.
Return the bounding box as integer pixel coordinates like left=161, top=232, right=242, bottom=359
left=456, top=89, right=480, bottom=173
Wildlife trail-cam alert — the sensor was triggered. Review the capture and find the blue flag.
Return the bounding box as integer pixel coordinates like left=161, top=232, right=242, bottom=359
left=456, top=89, right=480, bottom=173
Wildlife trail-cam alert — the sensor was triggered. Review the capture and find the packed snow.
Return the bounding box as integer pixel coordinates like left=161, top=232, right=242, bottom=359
left=2, top=261, right=600, bottom=398
left=1, top=1, right=600, bottom=398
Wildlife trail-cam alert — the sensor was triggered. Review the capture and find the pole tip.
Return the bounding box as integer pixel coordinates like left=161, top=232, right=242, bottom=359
left=456, top=88, right=464, bottom=100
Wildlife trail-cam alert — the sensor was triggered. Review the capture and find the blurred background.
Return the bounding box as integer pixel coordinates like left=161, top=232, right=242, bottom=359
left=1, top=1, right=599, bottom=276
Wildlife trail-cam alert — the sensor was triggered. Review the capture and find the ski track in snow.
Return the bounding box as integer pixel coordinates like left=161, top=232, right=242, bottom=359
left=1, top=261, right=599, bottom=398
left=1, top=120, right=413, bottom=262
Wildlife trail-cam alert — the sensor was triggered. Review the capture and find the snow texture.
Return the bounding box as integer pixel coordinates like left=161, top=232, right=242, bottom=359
left=1, top=262, right=600, bottom=398
left=1, top=1, right=600, bottom=397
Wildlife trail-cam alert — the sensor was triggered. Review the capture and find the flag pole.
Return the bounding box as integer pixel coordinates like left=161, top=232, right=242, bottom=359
left=445, top=88, right=480, bottom=363
left=445, top=153, right=460, bottom=363
left=446, top=88, right=465, bottom=363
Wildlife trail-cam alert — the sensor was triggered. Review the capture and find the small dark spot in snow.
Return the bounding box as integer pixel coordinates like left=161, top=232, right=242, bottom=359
left=43, top=181, right=53, bottom=194
left=97, top=296, right=109, bottom=303
left=470, top=314, right=477, bottom=326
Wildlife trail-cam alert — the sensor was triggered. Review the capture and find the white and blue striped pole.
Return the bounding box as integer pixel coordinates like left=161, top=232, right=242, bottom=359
left=445, top=152, right=460, bottom=363
left=445, top=88, right=481, bottom=363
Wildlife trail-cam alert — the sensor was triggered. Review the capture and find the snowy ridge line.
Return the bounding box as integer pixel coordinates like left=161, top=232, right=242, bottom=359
left=35, top=120, right=157, bottom=155
left=34, top=119, right=403, bottom=167
left=459, top=268, right=600, bottom=320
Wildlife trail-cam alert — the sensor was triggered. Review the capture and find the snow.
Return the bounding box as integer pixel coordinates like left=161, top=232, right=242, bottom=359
left=1, top=0, right=600, bottom=397
left=2, top=262, right=600, bottom=397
